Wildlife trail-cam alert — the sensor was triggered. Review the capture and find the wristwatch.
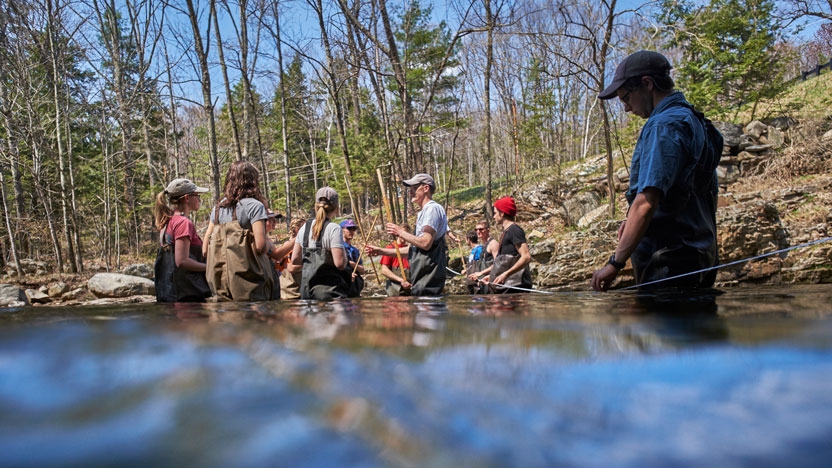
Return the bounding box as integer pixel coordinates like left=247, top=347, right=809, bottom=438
left=607, top=254, right=626, bottom=270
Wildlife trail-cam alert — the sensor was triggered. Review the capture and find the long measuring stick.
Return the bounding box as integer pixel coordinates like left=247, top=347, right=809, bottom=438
left=344, top=175, right=381, bottom=284
left=376, top=167, right=407, bottom=282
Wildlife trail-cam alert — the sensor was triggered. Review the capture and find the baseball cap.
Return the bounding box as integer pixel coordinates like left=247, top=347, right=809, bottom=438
left=402, top=173, right=436, bottom=189
left=339, top=219, right=357, bottom=229
left=598, top=50, right=672, bottom=100
left=266, top=209, right=284, bottom=220
left=166, top=178, right=209, bottom=198
left=316, top=186, right=339, bottom=207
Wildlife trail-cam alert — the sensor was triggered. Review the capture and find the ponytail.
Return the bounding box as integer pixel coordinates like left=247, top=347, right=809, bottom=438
left=312, top=201, right=333, bottom=239
left=153, top=191, right=173, bottom=231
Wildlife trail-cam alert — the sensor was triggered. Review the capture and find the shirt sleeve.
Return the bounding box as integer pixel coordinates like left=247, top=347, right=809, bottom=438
left=169, top=217, right=193, bottom=241
left=636, top=120, right=690, bottom=196
left=324, top=222, right=345, bottom=250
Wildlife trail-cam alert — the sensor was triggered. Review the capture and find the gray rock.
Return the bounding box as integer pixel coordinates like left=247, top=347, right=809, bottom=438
left=766, top=116, right=797, bottom=131
left=47, top=281, right=69, bottom=297
left=717, top=164, right=741, bottom=185
left=528, top=238, right=557, bottom=263
left=88, top=273, right=155, bottom=298
left=563, top=191, right=601, bottom=226
left=61, top=288, right=90, bottom=301
left=25, top=289, right=52, bottom=304
left=713, top=122, right=743, bottom=149
left=0, top=284, right=29, bottom=307
left=577, top=204, right=609, bottom=229
left=745, top=120, right=768, bottom=139
left=123, top=263, right=154, bottom=279
left=744, top=144, right=773, bottom=153
left=765, top=127, right=784, bottom=149
left=823, top=129, right=832, bottom=142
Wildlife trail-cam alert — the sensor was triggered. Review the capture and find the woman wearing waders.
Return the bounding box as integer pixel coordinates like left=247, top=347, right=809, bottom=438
left=153, top=178, right=212, bottom=302
left=366, top=173, right=449, bottom=296
left=205, top=161, right=278, bottom=301
left=472, top=197, right=532, bottom=294
left=291, top=187, right=352, bottom=300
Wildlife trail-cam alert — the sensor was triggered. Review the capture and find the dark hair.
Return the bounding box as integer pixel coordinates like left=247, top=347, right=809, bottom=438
left=623, top=74, right=675, bottom=93
left=220, top=161, right=267, bottom=208
left=467, top=230, right=478, bottom=244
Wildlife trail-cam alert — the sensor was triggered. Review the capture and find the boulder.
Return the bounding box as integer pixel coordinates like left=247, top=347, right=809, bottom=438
left=47, top=281, right=69, bottom=298
left=123, top=263, right=154, bottom=279
left=563, top=191, right=601, bottom=226
left=766, top=116, right=797, bottom=131
left=823, top=129, right=832, bottom=142
left=61, top=288, right=92, bottom=302
left=717, top=164, right=740, bottom=186
left=25, top=289, right=52, bottom=304
left=744, top=120, right=768, bottom=139
left=528, top=238, right=557, bottom=263
left=577, top=204, right=609, bottom=229
left=0, top=284, right=29, bottom=307
left=713, top=122, right=743, bottom=149
left=764, top=127, right=785, bottom=149
left=87, top=273, right=155, bottom=298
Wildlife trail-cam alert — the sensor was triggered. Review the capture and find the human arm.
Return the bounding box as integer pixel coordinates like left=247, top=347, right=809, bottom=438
left=252, top=219, right=271, bottom=255
left=270, top=237, right=295, bottom=261
left=174, top=237, right=206, bottom=271
left=365, top=243, right=410, bottom=257
left=332, top=247, right=347, bottom=270
left=201, top=221, right=214, bottom=257
left=380, top=264, right=411, bottom=290
left=591, top=188, right=661, bottom=291
left=387, top=222, right=434, bottom=251
left=492, top=242, right=531, bottom=285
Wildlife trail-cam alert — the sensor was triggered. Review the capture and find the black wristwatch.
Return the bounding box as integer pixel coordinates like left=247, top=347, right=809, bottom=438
left=607, top=254, right=626, bottom=270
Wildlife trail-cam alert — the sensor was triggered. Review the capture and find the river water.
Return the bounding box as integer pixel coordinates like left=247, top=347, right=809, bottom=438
left=2, top=284, right=832, bottom=467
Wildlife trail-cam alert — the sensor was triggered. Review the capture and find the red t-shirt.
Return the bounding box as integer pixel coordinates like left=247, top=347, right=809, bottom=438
left=380, top=242, right=409, bottom=269
left=166, top=215, right=203, bottom=247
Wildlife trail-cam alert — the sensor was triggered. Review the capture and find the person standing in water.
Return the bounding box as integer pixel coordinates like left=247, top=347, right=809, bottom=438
left=591, top=50, right=722, bottom=291
left=153, top=178, right=211, bottom=302
left=292, top=187, right=353, bottom=300
left=366, top=173, right=449, bottom=296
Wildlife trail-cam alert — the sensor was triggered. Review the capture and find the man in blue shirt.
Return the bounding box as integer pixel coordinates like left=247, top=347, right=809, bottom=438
left=591, top=50, right=721, bottom=291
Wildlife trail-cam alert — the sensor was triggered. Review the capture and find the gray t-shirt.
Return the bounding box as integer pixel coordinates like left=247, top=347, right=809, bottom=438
left=296, top=220, right=345, bottom=251
left=415, top=200, right=448, bottom=245
left=210, top=198, right=267, bottom=229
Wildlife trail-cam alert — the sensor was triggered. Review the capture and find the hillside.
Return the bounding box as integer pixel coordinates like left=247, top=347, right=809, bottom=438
left=442, top=72, right=832, bottom=292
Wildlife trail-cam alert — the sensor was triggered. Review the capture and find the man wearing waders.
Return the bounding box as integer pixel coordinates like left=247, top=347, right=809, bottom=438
left=367, top=173, right=449, bottom=296
left=591, top=50, right=722, bottom=291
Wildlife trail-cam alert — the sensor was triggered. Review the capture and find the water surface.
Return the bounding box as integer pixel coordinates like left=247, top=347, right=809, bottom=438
left=2, top=285, right=832, bottom=467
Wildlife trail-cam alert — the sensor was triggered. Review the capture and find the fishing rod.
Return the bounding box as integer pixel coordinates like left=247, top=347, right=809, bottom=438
left=620, top=235, right=832, bottom=290
left=446, top=266, right=555, bottom=295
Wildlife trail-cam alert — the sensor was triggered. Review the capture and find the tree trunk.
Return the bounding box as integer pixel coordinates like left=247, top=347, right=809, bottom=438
left=185, top=0, right=221, bottom=196
left=213, top=0, right=243, bottom=162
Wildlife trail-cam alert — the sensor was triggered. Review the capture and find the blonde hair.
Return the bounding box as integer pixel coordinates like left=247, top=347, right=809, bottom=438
left=312, top=200, right=336, bottom=239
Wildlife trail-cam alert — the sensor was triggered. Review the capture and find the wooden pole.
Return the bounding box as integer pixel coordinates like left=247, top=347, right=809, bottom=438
left=377, top=167, right=407, bottom=282
left=344, top=175, right=381, bottom=283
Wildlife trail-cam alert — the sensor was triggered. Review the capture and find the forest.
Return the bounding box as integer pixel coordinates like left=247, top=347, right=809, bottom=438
left=0, top=0, right=830, bottom=277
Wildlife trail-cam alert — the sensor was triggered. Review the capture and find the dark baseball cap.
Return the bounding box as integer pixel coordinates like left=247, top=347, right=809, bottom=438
left=598, top=50, right=672, bottom=100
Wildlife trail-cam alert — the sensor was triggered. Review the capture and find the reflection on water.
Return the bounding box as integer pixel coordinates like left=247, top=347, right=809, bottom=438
left=2, top=285, right=832, bottom=467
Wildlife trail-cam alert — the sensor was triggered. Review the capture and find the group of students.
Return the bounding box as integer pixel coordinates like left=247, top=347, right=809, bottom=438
left=154, top=166, right=534, bottom=303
